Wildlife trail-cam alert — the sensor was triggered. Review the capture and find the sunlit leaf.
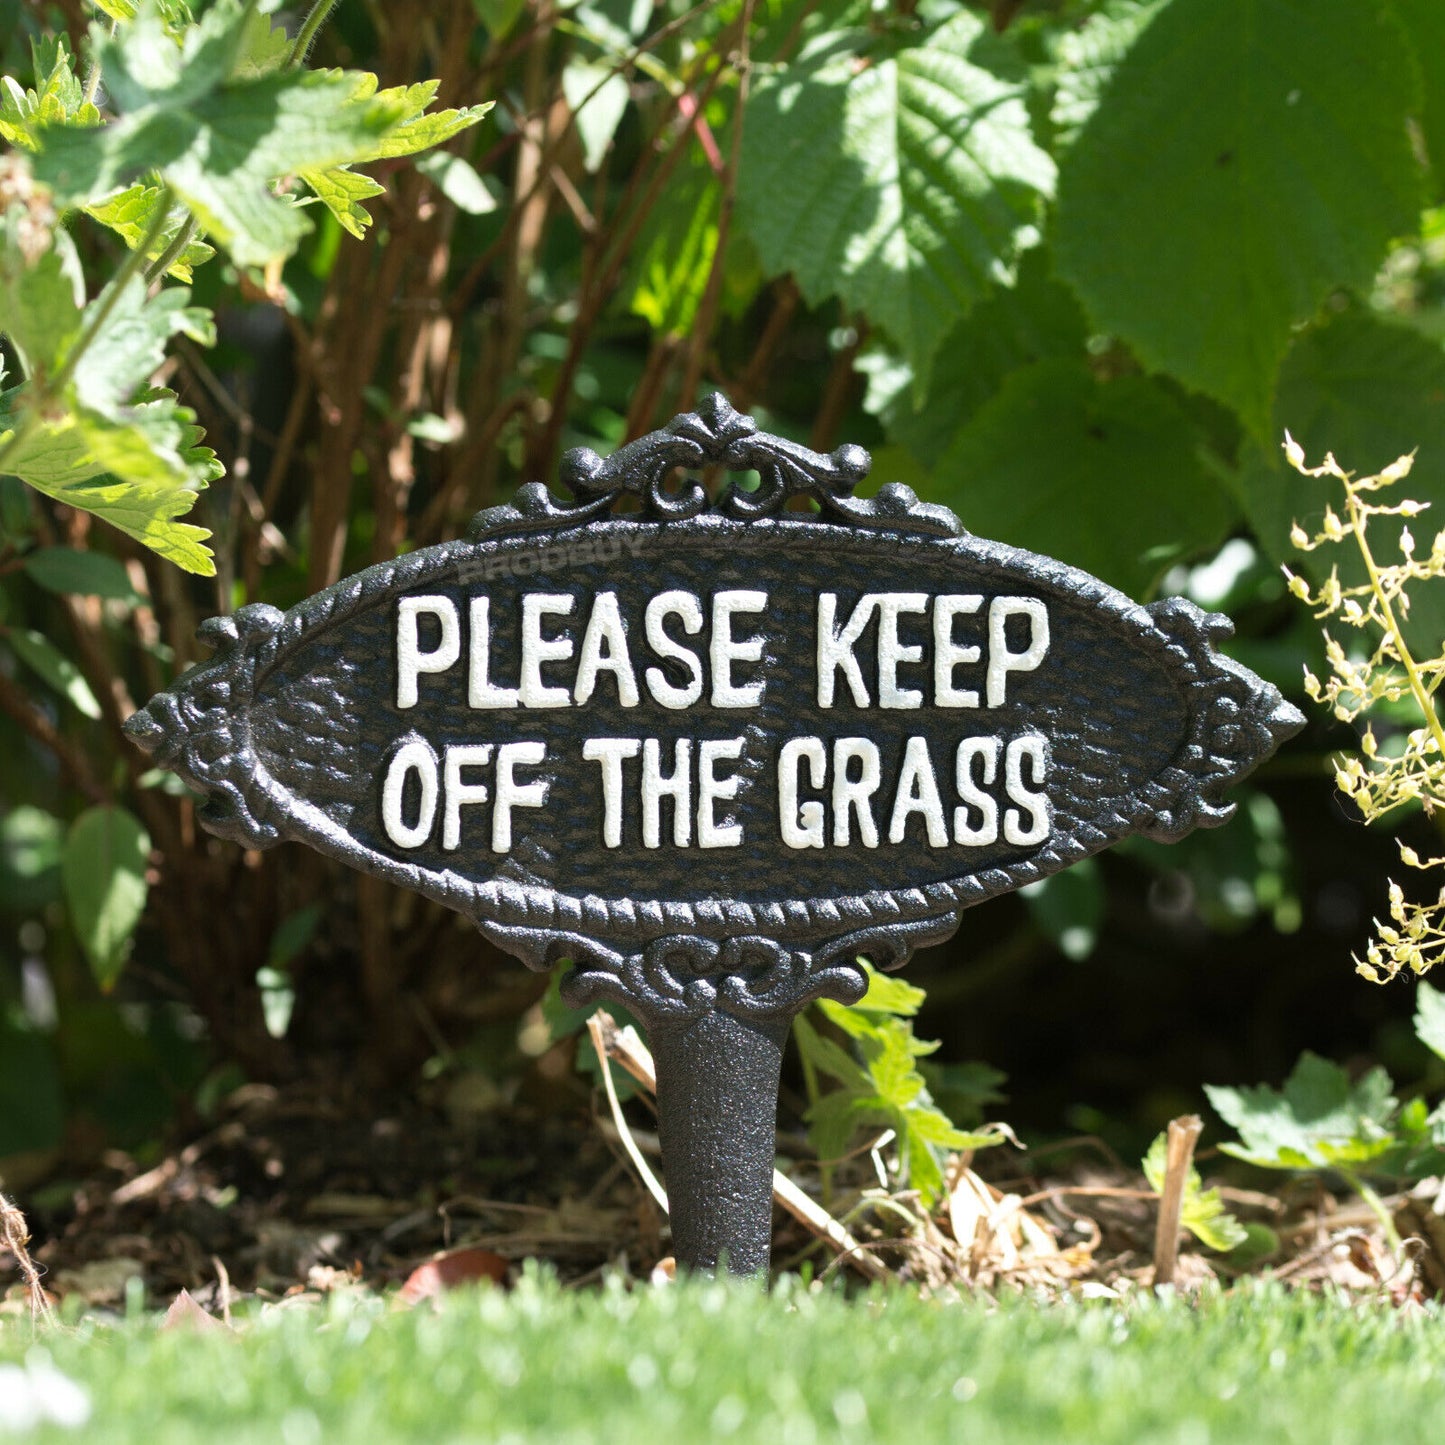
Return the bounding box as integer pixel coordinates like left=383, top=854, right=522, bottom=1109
left=62, top=805, right=151, bottom=990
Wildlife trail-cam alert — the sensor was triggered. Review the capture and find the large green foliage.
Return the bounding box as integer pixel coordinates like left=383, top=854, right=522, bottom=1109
left=1, top=0, right=1441, bottom=1180
left=1, top=0, right=486, bottom=574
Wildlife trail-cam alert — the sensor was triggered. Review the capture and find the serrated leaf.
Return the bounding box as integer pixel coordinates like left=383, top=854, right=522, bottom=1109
left=2, top=400, right=217, bottom=574
left=61, top=805, right=151, bottom=990
left=356, top=80, right=492, bottom=162
left=22, top=546, right=144, bottom=604
left=1049, top=0, right=1165, bottom=153
left=1142, top=1130, right=1258, bottom=1253
left=1054, top=0, right=1424, bottom=436
left=83, top=185, right=215, bottom=282
left=740, top=10, right=1055, bottom=390
left=1415, top=980, right=1445, bottom=1064
left=71, top=277, right=216, bottom=414
left=4, top=627, right=101, bottom=716
left=299, top=78, right=491, bottom=237
left=793, top=1014, right=873, bottom=1094
left=297, top=164, right=387, bottom=239
left=933, top=360, right=1236, bottom=597
left=1206, top=1052, right=1399, bottom=1173
left=31, top=10, right=413, bottom=267
left=0, top=37, right=100, bottom=149
left=627, top=146, right=756, bottom=338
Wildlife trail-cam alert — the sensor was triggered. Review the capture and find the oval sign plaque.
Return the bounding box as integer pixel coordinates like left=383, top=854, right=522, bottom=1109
left=126, top=395, right=1303, bottom=1273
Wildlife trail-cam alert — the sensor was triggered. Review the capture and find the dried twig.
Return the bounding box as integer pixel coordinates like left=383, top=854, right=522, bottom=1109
left=1152, top=1114, right=1203, bottom=1286
left=586, top=1014, right=669, bottom=1213
left=588, top=1010, right=890, bottom=1281
left=1, top=1192, right=55, bottom=1330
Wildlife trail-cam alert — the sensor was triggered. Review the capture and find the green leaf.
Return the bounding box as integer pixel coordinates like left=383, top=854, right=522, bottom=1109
left=1142, top=1131, right=1249, bottom=1252
left=72, top=278, right=216, bottom=414
left=855, top=969, right=927, bottom=1019
left=1415, top=980, right=1445, bottom=1064
left=0, top=219, right=85, bottom=379
left=1238, top=312, right=1445, bottom=653
left=296, top=164, right=387, bottom=240
left=1, top=274, right=220, bottom=572
left=1205, top=1052, right=1400, bottom=1173
left=740, top=11, right=1055, bottom=390
left=473, top=0, right=527, bottom=38
left=299, top=79, right=491, bottom=239
left=1054, top=0, right=1425, bottom=436
left=561, top=58, right=630, bottom=172
left=4, top=626, right=101, bottom=717
left=268, top=904, right=323, bottom=971
left=1020, top=857, right=1103, bottom=961
left=414, top=152, right=498, bottom=216
left=1392, top=0, right=1445, bottom=196
left=22, top=546, right=144, bottom=604
left=62, top=805, right=151, bottom=990
left=0, top=36, right=99, bottom=149
left=1049, top=0, right=1166, bottom=153
left=864, top=246, right=1088, bottom=468
left=82, top=184, right=216, bottom=282
left=932, top=360, right=1237, bottom=597
left=2, top=401, right=218, bottom=574
left=357, top=80, right=492, bottom=162
left=0, top=804, right=63, bottom=911
left=30, top=7, right=416, bottom=266
left=627, top=156, right=721, bottom=338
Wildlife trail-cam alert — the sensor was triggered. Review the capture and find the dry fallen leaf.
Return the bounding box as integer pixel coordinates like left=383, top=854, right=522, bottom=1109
left=397, top=1247, right=509, bottom=1307
left=162, top=1288, right=231, bottom=1333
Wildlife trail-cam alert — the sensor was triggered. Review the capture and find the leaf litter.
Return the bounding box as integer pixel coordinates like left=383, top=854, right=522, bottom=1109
left=4, top=1023, right=1445, bottom=1335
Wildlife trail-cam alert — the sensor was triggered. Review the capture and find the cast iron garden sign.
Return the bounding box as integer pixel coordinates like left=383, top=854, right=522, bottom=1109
left=125, top=395, right=1304, bottom=1275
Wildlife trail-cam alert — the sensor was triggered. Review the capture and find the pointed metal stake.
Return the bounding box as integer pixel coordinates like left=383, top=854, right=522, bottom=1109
left=646, top=1006, right=793, bottom=1276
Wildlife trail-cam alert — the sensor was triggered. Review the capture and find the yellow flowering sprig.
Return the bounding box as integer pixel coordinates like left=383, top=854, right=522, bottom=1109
left=1282, top=434, right=1445, bottom=981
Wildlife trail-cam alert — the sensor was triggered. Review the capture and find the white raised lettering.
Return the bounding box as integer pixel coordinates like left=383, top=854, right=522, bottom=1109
left=710, top=591, right=767, bottom=708
left=583, top=737, right=640, bottom=849
left=698, top=737, right=745, bottom=848
left=468, top=596, right=519, bottom=709
left=877, top=593, right=927, bottom=709
left=644, top=591, right=704, bottom=709
left=643, top=738, right=692, bottom=847
left=396, top=596, right=459, bottom=708
left=519, top=594, right=575, bottom=708
left=934, top=595, right=983, bottom=708
left=817, top=593, right=876, bottom=708
left=442, top=743, right=493, bottom=850
left=888, top=736, right=948, bottom=846
left=493, top=741, right=548, bottom=852
left=954, top=737, right=1000, bottom=846
left=574, top=591, right=639, bottom=707
left=987, top=597, right=1049, bottom=707
left=381, top=740, right=438, bottom=848
left=1004, top=734, right=1051, bottom=846
left=779, top=737, right=827, bottom=849
left=832, top=737, right=880, bottom=848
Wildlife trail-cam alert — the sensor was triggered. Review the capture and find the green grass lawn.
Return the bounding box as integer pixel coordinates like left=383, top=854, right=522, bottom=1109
left=2, top=1276, right=1442, bottom=1444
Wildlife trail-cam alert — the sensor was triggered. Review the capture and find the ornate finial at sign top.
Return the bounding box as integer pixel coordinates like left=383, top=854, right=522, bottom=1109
left=468, top=393, right=960, bottom=539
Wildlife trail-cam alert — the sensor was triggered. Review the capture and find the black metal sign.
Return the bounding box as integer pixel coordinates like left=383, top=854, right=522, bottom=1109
left=125, top=395, right=1303, bottom=1274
